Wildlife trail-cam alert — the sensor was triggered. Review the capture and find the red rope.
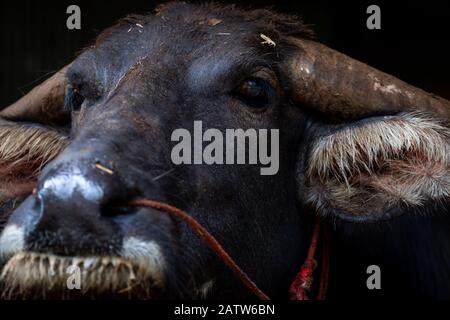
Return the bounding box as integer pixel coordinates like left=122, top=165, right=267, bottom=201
left=289, top=216, right=329, bottom=300
left=129, top=199, right=270, bottom=300
left=129, top=199, right=330, bottom=301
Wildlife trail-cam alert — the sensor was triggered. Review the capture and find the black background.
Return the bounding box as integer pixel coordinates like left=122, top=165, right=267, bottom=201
left=0, top=1, right=449, bottom=309
left=1, top=0, right=450, bottom=107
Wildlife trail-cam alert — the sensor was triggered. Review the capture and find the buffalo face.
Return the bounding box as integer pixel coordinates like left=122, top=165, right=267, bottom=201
left=0, top=2, right=449, bottom=299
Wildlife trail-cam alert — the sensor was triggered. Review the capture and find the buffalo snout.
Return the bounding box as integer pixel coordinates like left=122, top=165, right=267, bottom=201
left=0, top=149, right=175, bottom=298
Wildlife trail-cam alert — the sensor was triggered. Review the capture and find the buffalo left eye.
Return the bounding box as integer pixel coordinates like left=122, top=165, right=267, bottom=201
left=234, top=78, right=276, bottom=109
left=65, top=86, right=85, bottom=112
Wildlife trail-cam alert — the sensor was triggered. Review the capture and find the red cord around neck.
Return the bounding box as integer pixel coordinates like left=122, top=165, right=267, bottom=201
left=129, top=199, right=329, bottom=300
left=289, top=217, right=330, bottom=300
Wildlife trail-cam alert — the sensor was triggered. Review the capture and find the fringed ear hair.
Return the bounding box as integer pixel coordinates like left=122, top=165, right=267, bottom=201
left=0, top=121, right=68, bottom=201
left=285, top=38, right=450, bottom=222
left=0, top=66, right=70, bottom=214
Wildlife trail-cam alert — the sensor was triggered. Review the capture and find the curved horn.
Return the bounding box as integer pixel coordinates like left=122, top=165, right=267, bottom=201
left=1, top=66, right=70, bottom=125
left=286, top=38, right=450, bottom=122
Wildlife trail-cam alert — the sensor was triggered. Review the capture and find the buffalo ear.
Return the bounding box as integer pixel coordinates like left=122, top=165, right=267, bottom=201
left=1, top=66, right=70, bottom=126
left=0, top=67, right=71, bottom=217
left=0, top=120, right=69, bottom=229
left=0, top=119, right=68, bottom=200
left=285, top=38, right=450, bottom=222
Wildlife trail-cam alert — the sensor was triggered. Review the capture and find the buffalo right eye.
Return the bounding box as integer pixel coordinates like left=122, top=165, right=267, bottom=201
left=234, top=78, right=276, bottom=110
left=65, top=86, right=85, bottom=112
left=232, top=68, right=279, bottom=111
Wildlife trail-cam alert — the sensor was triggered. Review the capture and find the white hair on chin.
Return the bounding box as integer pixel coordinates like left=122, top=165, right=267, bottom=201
left=0, top=252, right=161, bottom=299
left=121, top=237, right=166, bottom=288
left=0, top=225, right=25, bottom=260
left=306, top=112, right=450, bottom=217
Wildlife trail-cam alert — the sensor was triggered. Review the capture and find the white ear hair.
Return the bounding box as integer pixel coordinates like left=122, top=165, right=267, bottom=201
left=0, top=124, right=68, bottom=179
left=306, top=112, right=450, bottom=218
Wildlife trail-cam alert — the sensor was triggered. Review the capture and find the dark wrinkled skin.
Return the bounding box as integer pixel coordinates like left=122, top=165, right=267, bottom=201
left=1, top=2, right=450, bottom=299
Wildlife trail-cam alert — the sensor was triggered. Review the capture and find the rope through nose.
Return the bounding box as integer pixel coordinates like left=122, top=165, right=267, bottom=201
left=11, top=188, right=328, bottom=300
left=129, top=199, right=329, bottom=301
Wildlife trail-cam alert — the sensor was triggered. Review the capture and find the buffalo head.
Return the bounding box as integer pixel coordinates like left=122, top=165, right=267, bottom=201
left=0, top=2, right=449, bottom=299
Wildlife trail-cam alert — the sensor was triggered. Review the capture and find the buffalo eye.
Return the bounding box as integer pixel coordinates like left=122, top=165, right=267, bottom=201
left=65, top=86, right=85, bottom=112
left=233, top=69, right=278, bottom=110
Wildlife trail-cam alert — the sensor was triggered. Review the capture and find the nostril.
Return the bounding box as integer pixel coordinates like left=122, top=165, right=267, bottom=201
left=100, top=200, right=140, bottom=218
left=99, top=185, right=147, bottom=218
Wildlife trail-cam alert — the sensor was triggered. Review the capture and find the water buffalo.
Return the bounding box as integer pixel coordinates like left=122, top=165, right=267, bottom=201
left=0, top=2, right=449, bottom=299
